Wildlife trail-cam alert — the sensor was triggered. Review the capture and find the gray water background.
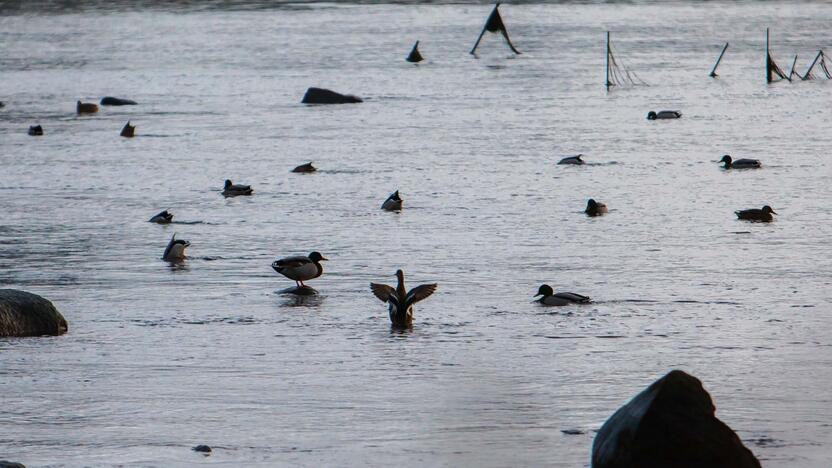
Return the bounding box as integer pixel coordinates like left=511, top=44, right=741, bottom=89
left=1, top=1, right=831, bottom=466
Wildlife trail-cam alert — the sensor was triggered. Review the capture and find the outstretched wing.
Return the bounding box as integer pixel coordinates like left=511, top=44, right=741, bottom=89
left=406, top=283, right=437, bottom=306
left=370, top=283, right=395, bottom=303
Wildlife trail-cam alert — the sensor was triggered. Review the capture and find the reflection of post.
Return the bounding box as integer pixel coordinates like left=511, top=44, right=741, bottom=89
left=802, top=50, right=823, bottom=80
left=709, top=42, right=729, bottom=78
left=605, top=31, right=611, bottom=89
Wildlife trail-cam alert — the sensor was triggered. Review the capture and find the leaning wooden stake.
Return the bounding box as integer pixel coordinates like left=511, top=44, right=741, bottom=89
left=709, top=42, right=729, bottom=77
left=605, top=31, right=611, bottom=89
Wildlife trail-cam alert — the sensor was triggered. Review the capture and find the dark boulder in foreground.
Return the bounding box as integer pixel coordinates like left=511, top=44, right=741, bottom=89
left=0, top=461, right=26, bottom=468
left=0, top=290, right=68, bottom=337
left=100, top=96, right=137, bottom=106
left=301, top=87, right=362, bottom=104
left=592, top=370, right=760, bottom=468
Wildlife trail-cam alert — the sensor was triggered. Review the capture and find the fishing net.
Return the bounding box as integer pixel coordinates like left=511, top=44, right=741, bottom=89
left=606, top=38, right=647, bottom=88
left=801, top=50, right=831, bottom=80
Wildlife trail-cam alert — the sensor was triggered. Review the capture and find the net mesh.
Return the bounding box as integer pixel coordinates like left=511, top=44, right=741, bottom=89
left=607, top=39, right=647, bottom=88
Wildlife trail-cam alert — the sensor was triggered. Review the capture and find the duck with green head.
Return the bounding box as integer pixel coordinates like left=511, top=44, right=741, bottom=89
left=534, top=284, right=591, bottom=306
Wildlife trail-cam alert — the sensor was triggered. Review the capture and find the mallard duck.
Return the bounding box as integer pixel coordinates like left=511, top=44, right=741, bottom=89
left=647, top=110, right=681, bottom=120
left=120, top=121, right=135, bottom=138
left=382, top=190, right=403, bottom=211
left=292, top=162, right=316, bottom=173
left=719, top=155, right=761, bottom=169
left=149, top=210, right=173, bottom=224
left=371, top=270, right=437, bottom=328
left=162, top=233, right=190, bottom=260
left=558, top=154, right=585, bottom=165
left=222, top=179, right=253, bottom=196
left=534, top=284, right=590, bottom=306
left=736, top=205, right=776, bottom=222
left=28, top=125, right=43, bottom=136
left=585, top=199, right=608, bottom=217
left=76, top=100, right=99, bottom=114
left=406, top=40, right=424, bottom=63
left=272, top=252, right=327, bottom=287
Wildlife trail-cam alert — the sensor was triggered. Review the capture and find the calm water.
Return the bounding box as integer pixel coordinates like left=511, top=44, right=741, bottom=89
left=1, top=1, right=831, bottom=466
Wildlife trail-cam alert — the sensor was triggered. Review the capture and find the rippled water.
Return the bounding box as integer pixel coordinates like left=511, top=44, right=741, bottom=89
left=2, top=1, right=832, bottom=466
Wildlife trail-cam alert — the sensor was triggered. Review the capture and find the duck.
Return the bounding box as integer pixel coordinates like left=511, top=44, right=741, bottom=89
left=222, top=179, right=253, bottom=196
left=381, top=190, right=403, bottom=211
left=719, top=155, right=761, bottom=169
left=271, top=252, right=327, bottom=287
left=370, top=270, right=437, bottom=328
left=647, top=110, right=681, bottom=120
left=736, top=205, right=776, bottom=222
left=406, top=40, right=424, bottom=63
left=291, top=162, right=316, bottom=173
left=28, top=125, right=43, bottom=136
left=162, top=233, right=190, bottom=261
left=76, top=100, right=99, bottom=114
left=120, top=121, right=135, bottom=138
left=558, top=154, right=585, bottom=165
left=149, top=210, right=173, bottom=224
left=534, top=284, right=591, bottom=306
left=585, top=199, right=608, bottom=217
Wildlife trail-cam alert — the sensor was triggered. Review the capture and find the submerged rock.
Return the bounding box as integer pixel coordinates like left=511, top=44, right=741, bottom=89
left=278, top=285, right=319, bottom=296
left=0, top=290, right=68, bottom=337
left=100, top=96, right=137, bottom=106
left=301, top=87, right=362, bottom=104
left=592, top=370, right=760, bottom=468
left=0, top=461, right=26, bottom=468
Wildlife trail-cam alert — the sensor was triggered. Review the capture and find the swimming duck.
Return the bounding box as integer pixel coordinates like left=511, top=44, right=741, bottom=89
left=76, top=100, right=99, bottom=114
left=371, top=270, right=437, bottom=328
left=222, top=179, right=253, bottom=196
left=292, top=162, right=316, bottom=173
left=558, top=154, right=585, bottom=165
left=736, top=205, right=776, bottom=222
left=120, top=121, right=135, bottom=138
left=272, top=252, right=327, bottom=287
left=534, top=284, right=591, bottom=306
left=719, top=155, right=761, bottom=169
left=406, top=40, right=424, bottom=63
left=28, top=125, right=43, bottom=136
left=162, top=233, right=190, bottom=261
left=381, top=190, right=403, bottom=211
left=585, top=199, right=608, bottom=217
left=647, top=110, right=681, bottom=120
left=149, top=210, right=173, bottom=224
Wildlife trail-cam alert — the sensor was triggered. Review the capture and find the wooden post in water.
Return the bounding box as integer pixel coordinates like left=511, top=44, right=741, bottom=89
left=766, top=28, right=772, bottom=83
left=709, top=42, right=729, bottom=78
left=801, top=50, right=823, bottom=80
left=605, top=31, right=611, bottom=89
left=788, top=55, right=798, bottom=81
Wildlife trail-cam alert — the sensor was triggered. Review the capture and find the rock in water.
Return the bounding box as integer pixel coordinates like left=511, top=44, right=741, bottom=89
left=192, top=445, right=212, bottom=453
left=0, top=461, right=26, bottom=468
left=301, top=87, right=362, bottom=104
left=592, top=370, right=760, bottom=468
left=100, top=96, right=137, bottom=106
left=0, top=290, right=68, bottom=337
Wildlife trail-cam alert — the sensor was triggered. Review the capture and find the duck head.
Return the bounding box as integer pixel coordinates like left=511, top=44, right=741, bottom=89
left=647, top=111, right=657, bottom=120
left=534, top=284, right=554, bottom=297
left=719, top=155, right=732, bottom=167
left=587, top=199, right=599, bottom=210
left=224, top=179, right=232, bottom=189
left=309, top=251, right=328, bottom=262
left=762, top=205, right=777, bottom=215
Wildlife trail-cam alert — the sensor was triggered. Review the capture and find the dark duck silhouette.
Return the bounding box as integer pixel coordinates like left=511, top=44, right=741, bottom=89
left=371, top=270, right=437, bottom=328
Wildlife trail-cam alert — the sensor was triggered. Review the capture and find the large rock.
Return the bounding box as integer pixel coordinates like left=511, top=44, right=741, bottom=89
left=301, top=87, right=362, bottom=104
left=592, top=370, right=760, bottom=468
left=0, top=290, right=68, bottom=337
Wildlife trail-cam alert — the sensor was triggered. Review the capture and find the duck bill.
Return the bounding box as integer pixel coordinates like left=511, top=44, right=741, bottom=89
left=770, top=209, right=777, bottom=214
left=320, top=257, right=329, bottom=261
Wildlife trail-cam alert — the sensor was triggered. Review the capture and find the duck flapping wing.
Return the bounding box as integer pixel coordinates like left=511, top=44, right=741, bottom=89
left=370, top=283, right=396, bottom=302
